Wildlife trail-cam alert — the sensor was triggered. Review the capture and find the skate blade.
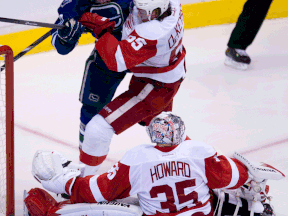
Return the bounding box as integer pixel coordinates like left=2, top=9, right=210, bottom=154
left=224, top=56, right=249, bottom=70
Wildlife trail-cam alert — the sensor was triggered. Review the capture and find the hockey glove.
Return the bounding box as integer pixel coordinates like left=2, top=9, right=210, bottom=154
left=57, top=17, right=85, bottom=43
left=233, top=152, right=285, bottom=182
left=79, top=12, right=116, bottom=39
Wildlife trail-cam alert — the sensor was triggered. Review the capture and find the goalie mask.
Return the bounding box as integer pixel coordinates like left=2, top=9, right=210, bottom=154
left=147, top=112, right=185, bottom=145
left=134, top=0, right=170, bottom=22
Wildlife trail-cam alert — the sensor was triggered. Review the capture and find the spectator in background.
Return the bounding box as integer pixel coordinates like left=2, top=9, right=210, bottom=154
left=224, top=0, right=273, bottom=70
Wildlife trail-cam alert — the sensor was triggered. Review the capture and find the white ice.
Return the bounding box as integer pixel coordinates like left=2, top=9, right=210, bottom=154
left=12, top=18, right=288, bottom=215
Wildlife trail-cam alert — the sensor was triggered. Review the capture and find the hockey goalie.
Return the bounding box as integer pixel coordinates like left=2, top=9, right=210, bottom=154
left=25, top=112, right=286, bottom=216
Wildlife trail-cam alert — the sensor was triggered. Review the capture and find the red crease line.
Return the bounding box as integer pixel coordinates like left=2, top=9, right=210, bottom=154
left=241, top=138, right=288, bottom=155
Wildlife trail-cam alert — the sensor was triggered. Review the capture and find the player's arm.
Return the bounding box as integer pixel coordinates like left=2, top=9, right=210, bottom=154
left=95, top=30, right=158, bottom=72
left=31, top=150, right=134, bottom=203
left=78, top=12, right=158, bottom=71
left=68, top=161, right=133, bottom=203
left=51, top=18, right=84, bottom=55
left=192, top=144, right=248, bottom=189
left=27, top=151, right=141, bottom=216
left=204, top=150, right=286, bottom=190
left=203, top=152, right=249, bottom=189
left=51, top=0, right=91, bottom=55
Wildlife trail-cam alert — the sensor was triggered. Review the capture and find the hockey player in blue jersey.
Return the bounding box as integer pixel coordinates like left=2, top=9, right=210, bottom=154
left=51, top=0, right=132, bottom=150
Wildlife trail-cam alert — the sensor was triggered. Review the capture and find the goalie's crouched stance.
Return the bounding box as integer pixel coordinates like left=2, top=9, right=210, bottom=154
left=25, top=113, right=285, bottom=216
left=25, top=150, right=143, bottom=216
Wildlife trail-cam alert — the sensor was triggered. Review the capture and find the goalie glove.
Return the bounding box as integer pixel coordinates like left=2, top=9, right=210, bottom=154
left=79, top=12, right=116, bottom=39
left=233, top=152, right=285, bottom=182
left=32, top=150, right=84, bottom=195
left=232, top=152, right=285, bottom=215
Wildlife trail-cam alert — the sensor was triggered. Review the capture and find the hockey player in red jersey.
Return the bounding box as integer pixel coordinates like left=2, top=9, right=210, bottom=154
left=77, top=0, right=186, bottom=176
left=25, top=112, right=285, bottom=216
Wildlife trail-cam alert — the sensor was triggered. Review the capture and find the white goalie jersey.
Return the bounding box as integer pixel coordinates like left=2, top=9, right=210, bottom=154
left=63, top=139, right=249, bottom=216
left=27, top=141, right=286, bottom=216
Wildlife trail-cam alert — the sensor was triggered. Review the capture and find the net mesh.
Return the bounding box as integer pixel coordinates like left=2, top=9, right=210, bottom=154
left=0, top=48, right=7, bottom=215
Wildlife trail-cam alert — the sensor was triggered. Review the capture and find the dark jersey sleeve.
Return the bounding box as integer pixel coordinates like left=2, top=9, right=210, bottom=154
left=51, top=0, right=133, bottom=55
left=51, top=0, right=91, bottom=55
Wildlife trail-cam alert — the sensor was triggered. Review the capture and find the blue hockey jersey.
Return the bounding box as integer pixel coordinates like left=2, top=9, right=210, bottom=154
left=51, top=0, right=132, bottom=55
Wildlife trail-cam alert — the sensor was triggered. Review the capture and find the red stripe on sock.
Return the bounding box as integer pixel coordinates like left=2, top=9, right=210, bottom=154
left=80, top=149, right=107, bottom=166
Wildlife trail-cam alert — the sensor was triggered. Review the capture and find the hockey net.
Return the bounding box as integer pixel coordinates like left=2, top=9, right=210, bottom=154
left=0, top=45, right=14, bottom=216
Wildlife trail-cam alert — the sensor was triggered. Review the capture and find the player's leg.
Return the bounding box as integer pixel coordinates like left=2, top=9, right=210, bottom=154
left=78, top=49, right=126, bottom=149
left=227, top=0, right=272, bottom=50
left=80, top=76, right=183, bottom=176
left=225, top=0, right=273, bottom=69
left=79, top=76, right=150, bottom=176
left=100, top=76, right=183, bottom=134
left=80, top=114, right=115, bottom=176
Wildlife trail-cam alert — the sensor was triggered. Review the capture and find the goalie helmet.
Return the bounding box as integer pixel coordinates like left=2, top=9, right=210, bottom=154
left=147, top=112, right=185, bottom=145
left=134, top=0, right=170, bottom=21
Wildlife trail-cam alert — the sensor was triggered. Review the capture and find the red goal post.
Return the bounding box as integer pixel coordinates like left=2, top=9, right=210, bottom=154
left=0, top=45, right=15, bottom=216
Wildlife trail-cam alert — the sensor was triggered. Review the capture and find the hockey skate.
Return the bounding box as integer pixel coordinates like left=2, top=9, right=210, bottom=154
left=224, top=47, right=251, bottom=70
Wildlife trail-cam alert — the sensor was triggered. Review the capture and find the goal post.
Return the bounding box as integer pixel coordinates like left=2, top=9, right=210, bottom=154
left=0, top=45, right=15, bottom=216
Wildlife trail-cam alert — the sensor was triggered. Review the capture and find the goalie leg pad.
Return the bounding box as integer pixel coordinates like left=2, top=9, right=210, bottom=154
left=48, top=201, right=143, bottom=216
left=24, top=188, right=58, bottom=216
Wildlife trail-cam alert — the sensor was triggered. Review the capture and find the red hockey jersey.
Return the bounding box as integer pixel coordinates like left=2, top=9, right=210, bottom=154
left=68, top=140, right=248, bottom=215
